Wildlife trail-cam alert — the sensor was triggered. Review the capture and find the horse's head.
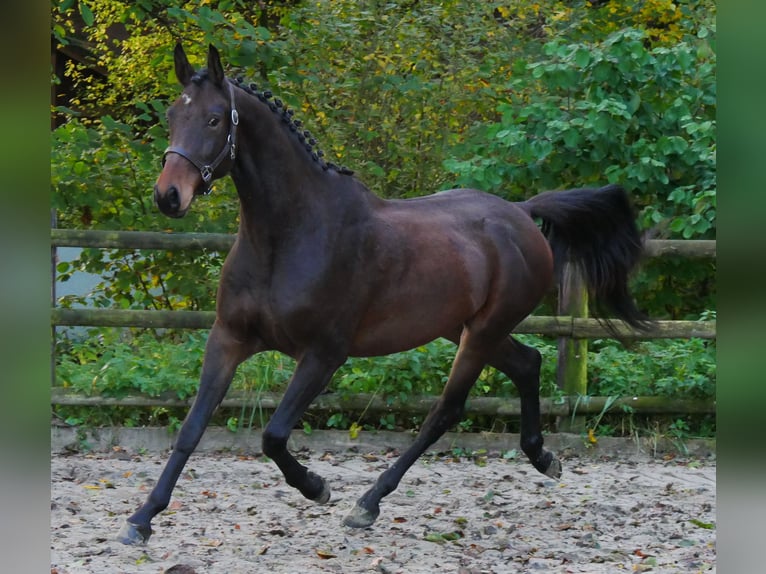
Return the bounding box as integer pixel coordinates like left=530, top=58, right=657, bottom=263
left=154, top=44, right=239, bottom=218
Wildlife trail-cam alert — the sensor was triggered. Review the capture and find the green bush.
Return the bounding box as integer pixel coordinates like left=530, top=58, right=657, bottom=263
left=588, top=338, right=716, bottom=400
left=444, top=27, right=716, bottom=240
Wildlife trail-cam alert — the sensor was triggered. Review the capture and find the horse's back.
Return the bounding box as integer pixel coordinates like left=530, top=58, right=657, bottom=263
left=348, top=188, right=553, bottom=356
left=374, top=188, right=551, bottom=275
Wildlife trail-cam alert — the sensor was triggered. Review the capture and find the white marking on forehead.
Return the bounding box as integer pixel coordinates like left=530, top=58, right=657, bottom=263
left=181, top=93, right=192, bottom=105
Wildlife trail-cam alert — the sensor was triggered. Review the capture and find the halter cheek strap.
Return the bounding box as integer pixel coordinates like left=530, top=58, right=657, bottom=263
left=162, top=80, right=239, bottom=194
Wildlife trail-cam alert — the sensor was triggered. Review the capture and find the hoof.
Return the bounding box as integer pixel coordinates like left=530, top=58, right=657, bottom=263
left=312, top=481, right=331, bottom=505
left=117, top=521, right=152, bottom=545
left=544, top=452, right=562, bottom=479
left=343, top=503, right=379, bottom=529
left=307, top=472, right=331, bottom=504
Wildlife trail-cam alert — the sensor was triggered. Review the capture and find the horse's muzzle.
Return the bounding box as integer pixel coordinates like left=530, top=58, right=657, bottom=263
left=154, top=184, right=186, bottom=218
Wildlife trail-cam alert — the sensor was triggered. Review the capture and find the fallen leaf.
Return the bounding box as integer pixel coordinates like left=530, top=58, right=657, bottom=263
left=83, top=485, right=101, bottom=490
left=393, top=516, right=407, bottom=523
left=316, top=549, right=337, bottom=559
left=424, top=530, right=464, bottom=544
left=689, top=519, right=714, bottom=530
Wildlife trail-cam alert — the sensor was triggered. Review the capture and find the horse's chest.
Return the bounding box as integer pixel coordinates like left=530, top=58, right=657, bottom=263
left=216, top=264, right=342, bottom=354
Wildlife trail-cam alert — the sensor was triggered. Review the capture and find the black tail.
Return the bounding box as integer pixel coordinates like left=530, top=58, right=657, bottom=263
left=522, top=184, right=650, bottom=332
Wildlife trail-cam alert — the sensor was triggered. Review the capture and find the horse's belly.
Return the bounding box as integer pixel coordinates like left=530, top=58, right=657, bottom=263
left=348, top=284, right=474, bottom=357
left=348, top=315, right=453, bottom=357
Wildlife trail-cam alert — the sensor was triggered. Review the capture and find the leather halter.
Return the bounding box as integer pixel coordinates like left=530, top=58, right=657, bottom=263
left=162, top=80, right=239, bottom=194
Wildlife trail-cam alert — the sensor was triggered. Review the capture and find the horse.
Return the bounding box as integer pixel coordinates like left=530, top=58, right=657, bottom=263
left=118, top=43, right=648, bottom=544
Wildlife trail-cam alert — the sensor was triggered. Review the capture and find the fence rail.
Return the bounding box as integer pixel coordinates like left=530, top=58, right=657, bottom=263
left=50, top=388, right=715, bottom=416
left=51, top=229, right=716, bottom=258
left=51, top=307, right=716, bottom=339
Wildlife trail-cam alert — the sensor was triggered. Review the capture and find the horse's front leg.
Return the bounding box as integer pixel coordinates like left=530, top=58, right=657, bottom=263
left=261, top=350, right=345, bottom=504
left=117, top=323, right=256, bottom=544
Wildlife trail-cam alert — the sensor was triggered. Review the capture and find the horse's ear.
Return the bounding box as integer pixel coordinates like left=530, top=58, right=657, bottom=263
left=174, top=43, right=194, bottom=86
left=207, top=44, right=225, bottom=87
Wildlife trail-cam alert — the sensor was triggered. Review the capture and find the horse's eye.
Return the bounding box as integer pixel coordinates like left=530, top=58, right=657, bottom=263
left=208, top=117, right=220, bottom=127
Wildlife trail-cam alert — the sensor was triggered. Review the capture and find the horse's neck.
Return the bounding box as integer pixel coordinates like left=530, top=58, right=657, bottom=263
left=229, top=97, right=367, bottom=249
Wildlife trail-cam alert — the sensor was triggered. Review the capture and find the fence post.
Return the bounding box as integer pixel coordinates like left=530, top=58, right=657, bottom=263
left=556, top=263, right=588, bottom=432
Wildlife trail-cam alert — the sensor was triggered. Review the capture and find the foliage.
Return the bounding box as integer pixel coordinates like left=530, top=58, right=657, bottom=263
left=588, top=337, right=716, bottom=400
left=444, top=27, right=716, bottom=239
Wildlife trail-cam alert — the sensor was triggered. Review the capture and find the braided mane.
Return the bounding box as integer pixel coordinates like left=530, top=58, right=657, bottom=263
left=230, top=75, right=354, bottom=176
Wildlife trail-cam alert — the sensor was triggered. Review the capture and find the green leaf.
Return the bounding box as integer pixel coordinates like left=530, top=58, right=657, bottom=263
left=592, top=114, right=610, bottom=135
left=669, top=219, right=686, bottom=233
left=574, top=49, right=590, bottom=68
left=562, top=129, right=581, bottom=149
left=79, top=2, right=94, bottom=26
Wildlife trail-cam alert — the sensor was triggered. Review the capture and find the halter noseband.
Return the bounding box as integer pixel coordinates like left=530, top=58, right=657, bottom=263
left=162, top=80, right=239, bottom=194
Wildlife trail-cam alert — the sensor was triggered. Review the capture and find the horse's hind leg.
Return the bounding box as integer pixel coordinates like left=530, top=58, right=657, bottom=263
left=117, top=323, right=255, bottom=544
left=344, top=335, right=489, bottom=529
left=488, top=336, right=561, bottom=479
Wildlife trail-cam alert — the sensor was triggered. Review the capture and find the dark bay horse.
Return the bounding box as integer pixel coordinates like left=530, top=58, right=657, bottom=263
left=118, top=44, right=647, bottom=544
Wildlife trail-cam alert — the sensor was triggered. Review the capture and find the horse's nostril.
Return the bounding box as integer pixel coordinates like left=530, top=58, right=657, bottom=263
left=155, top=184, right=183, bottom=216
left=166, top=186, right=180, bottom=211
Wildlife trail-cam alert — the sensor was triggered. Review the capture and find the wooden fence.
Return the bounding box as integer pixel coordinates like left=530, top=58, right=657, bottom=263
left=50, top=229, right=716, bottom=421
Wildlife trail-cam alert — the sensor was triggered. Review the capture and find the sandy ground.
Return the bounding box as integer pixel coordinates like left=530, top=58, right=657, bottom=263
left=51, top=447, right=715, bottom=573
